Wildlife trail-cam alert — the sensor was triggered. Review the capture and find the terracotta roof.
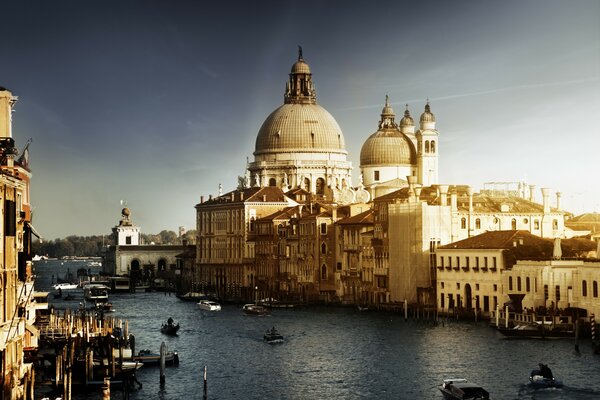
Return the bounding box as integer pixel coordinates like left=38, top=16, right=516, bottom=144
left=196, top=186, right=290, bottom=207
left=438, top=230, right=546, bottom=250
left=336, top=209, right=374, bottom=225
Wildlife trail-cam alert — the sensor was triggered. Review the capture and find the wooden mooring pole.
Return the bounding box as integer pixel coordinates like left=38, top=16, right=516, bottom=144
left=102, top=377, right=110, bottom=400
left=203, top=365, right=208, bottom=400
left=160, top=341, right=166, bottom=387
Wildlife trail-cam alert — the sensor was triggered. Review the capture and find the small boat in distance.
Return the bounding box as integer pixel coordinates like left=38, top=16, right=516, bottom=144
left=264, top=327, right=284, bottom=344
left=242, top=304, right=270, bottom=316
left=52, top=282, right=78, bottom=291
left=161, top=317, right=180, bottom=335
left=198, top=300, right=221, bottom=311
left=529, top=363, right=563, bottom=388
left=439, top=378, right=490, bottom=400
left=84, top=283, right=110, bottom=302
left=132, top=349, right=180, bottom=366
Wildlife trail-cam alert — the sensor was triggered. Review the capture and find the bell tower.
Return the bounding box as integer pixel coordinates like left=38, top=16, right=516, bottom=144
left=416, top=102, right=439, bottom=186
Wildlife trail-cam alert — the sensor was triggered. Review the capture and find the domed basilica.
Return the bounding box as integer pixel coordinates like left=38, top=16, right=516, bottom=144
left=244, top=47, right=439, bottom=203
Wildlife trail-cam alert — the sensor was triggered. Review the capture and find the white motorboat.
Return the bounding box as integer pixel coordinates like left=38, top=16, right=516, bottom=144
left=52, top=282, right=78, bottom=290
left=198, top=300, right=221, bottom=311
left=439, top=378, right=490, bottom=400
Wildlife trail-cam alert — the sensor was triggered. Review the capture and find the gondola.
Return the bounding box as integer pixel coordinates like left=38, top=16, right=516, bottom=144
left=161, top=318, right=180, bottom=335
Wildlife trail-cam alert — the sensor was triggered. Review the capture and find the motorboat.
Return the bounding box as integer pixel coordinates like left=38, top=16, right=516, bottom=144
left=439, top=378, right=490, bottom=400
left=496, top=323, right=574, bottom=338
left=242, top=304, right=270, bottom=316
left=529, top=364, right=563, bottom=388
left=52, top=282, right=78, bottom=291
left=161, top=318, right=180, bottom=335
left=132, top=349, right=180, bottom=366
left=264, top=327, right=284, bottom=344
left=198, top=300, right=221, bottom=311
left=83, top=283, right=110, bottom=301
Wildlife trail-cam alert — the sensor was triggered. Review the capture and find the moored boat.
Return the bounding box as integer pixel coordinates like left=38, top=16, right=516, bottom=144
left=198, top=300, right=221, bottom=311
left=132, top=349, right=180, bottom=366
left=496, top=322, right=574, bottom=339
left=439, top=378, right=490, bottom=400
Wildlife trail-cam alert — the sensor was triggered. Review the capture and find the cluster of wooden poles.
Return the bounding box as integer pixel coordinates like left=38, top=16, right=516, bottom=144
left=39, top=308, right=138, bottom=400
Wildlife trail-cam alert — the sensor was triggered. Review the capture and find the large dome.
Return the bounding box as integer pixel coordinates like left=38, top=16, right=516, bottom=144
left=254, top=103, right=347, bottom=155
left=360, top=130, right=415, bottom=166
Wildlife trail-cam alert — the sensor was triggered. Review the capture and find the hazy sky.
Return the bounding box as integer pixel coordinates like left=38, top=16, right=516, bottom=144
left=1, top=0, right=598, bottom=240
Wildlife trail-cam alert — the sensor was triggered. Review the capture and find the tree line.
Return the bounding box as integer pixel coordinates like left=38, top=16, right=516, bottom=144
left=32, top=230, right=196, bottom=259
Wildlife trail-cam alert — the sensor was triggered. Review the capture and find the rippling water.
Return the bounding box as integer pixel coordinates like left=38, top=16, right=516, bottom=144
left=34, top=260, right=600, bottom=399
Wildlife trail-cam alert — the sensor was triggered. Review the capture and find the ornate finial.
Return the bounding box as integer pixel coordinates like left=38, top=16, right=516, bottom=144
left=404, top=104, right=410, bottom=116
left=298, top=45, right=303, bottom=60
left=425, top=99, right=431, bottom=112
left=218, top=183, right=223, bottom=196
left=385, top=94, right=389, bottom=106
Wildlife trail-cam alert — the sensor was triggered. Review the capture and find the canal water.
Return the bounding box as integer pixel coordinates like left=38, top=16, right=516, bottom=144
left=33, top=260, right=600, bottom=399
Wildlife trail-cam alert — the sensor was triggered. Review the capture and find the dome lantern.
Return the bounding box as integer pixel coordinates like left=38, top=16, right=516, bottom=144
left=284, top=46, right=316, bottom=105
left=419, top=101, right=436, bottom=129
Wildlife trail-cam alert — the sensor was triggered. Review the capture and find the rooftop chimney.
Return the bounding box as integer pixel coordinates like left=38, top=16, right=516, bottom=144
left=450, top=187, right=457, bottom=211
left=541, top=188, right=551, bottom=213
left=529, top=185, right=536, bottom=202
left=466, top=186, right=474, bottom=214
left=200, top=195, right=204, bottom=203
left=556, top=192, right=562, bottom=211
left=439, top=185, right=449, bottom=206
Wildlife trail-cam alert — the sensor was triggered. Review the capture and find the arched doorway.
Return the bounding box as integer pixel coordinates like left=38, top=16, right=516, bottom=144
left=158, top=258, right=167, bottom=272
left=130, top=259, right=141, bottom=283
left=465, top=283, right=473, bottom=310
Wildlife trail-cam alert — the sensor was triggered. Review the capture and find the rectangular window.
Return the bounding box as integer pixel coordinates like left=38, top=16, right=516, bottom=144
left=126, top=236, right=132, bottom=245
left=555, top=285, right=560, bottom=302
left=544, top=285, right=549, bottom=300
left=475, top=257, right=480, bottom=268
left=456, top=256, right=460, bottom=268
left=475, top=283, right=479, bottom=290
left=493, top=284, right=497, bottom=292
left=4, top=199, right=15, bottom=237
left=374, top=170, right=380, bottom=181
left=337, top=262, right=342, bottom=271
left=440, top=293, right=445, bottom=309
left=466, top=257, right=470, bottom=268
left=320, top=223, right=327, bottom=235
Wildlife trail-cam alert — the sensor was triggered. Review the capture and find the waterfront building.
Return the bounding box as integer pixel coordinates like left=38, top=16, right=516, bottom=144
left=436, top=230, right=597, bottom=317
left=335, top=208, right=378, bottom=305
left=382, top=183, right=566, bottom=305
left=195, top=186, right=298, bottom=300
left=0, top=87, right=37, bottom=399
left=103, top=208, right=187, bottom=289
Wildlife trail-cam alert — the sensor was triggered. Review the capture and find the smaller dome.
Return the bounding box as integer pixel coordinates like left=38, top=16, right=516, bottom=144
left=400, top=106, right=414, bottom=126
left=360, top=131, right=415, bottom=166
left=420, top=102, right=435, bottom=123
left=122, top=207, right=130, bottom=217
left=291, top=60, right=311, bottom=74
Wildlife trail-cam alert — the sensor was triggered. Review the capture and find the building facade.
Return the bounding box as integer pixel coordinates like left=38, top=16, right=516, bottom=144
left=0, top=87, right=37, bottom=399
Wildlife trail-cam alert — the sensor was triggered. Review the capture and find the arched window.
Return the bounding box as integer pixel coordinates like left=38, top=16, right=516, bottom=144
left=321, top=264, right=327, bottom=280
left=461, top=218, right=466, bottom=229
left=269, top=178, right=276, bottom=187
left=553, top=219, right=559, bottom=230
left=304, top=177, right=310, bottom=192
left=316, top=177, right=325, bottom=195
left=509, top=276, right=513, bottom=291
left=249, top=217, right=255, bottom=232
left=475, top=218, right=481, bottom=229
left=511, top=218, right=517, bottom=230
left=582, top=280, right=587, bottom=297
left=431, top=140, right=436, bottom=153
left=321, top=242, right=327, bottom=254
left=425, top=140, right=430, bottom=153
left=158, top=258, right=167, bottom=272
left=593, top=281, right=598, bottom=298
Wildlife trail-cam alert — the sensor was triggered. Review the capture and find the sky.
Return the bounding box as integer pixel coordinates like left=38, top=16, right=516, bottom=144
left=0, top=0, right=598, bottom=240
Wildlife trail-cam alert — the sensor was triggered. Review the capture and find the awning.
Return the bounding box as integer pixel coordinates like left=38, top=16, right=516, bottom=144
left=26, top=222, right=42, bottom=239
